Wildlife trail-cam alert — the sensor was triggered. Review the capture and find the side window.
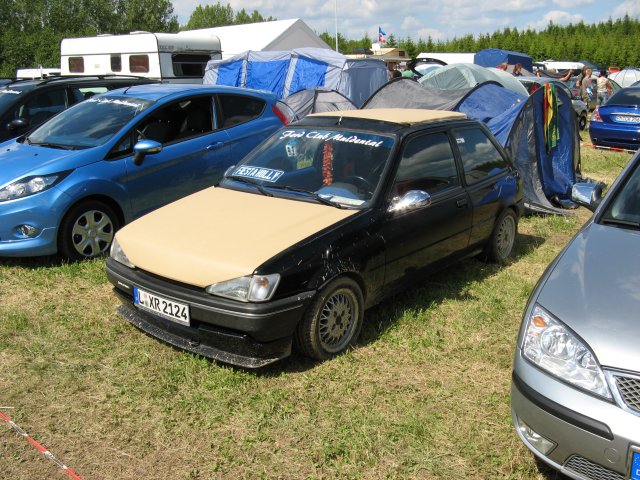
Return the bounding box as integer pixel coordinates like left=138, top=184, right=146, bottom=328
left=393, top=132, right=459, bottom=196
left=453, top=128, right=507, bottom=185
left=109, top=133, right=133, bottom=159
left=68, top=57, right=84, bottom=73
left=69, top=86, right=109, bottom=104
left=172, top=54, right=210, bottom=77
left=135, top=96, right=213, bottom=145
left=216, top=94, right=265, bottom=128
left=111, top=55, right=122, bottom=73
left=130, top=55, right=149, bottom=73
left=16, top=89, right=67, bottom=125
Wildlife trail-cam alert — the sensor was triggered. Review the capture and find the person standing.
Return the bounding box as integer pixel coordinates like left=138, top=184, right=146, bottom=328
left=513, top=63, right=523, bottom=76
left=580, top=67, right=594, bottom=104
left=596, top=69, right=613, bottom=106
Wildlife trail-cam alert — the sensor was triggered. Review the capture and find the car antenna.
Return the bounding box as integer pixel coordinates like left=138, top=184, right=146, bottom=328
left=123, top=86, right=132, bottom=94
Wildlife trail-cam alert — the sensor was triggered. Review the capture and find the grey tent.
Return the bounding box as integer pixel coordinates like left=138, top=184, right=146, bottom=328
left=418, top=63, right=529, bottom=96
left=280, top=88, right=357, bottom=120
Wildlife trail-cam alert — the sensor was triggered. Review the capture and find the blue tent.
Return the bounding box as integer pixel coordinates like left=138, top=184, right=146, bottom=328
left=474, top=48, right=533, bottom=71
left=203, top=48, right=388, bottom=107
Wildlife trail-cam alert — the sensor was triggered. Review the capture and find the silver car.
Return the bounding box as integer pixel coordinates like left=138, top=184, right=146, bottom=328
left=511, top=151, right=640, bottom=480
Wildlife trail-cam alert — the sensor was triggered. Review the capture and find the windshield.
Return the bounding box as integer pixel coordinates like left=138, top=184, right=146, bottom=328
left=27, top=95, right=154, bottom=149
left=223, top=127, right=395, bottom=208
left=601, top=159, right=640, bottom=227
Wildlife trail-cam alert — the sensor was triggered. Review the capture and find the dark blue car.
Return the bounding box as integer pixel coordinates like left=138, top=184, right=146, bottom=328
left=0, top=84, right=291, bottom=259
left=589, top=85, right=640, bottom=150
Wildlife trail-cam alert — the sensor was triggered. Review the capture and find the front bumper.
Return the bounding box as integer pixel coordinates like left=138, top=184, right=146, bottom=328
left=511, top=352, right=640, bottom=480
left=106, top=257, right=315, bottom=368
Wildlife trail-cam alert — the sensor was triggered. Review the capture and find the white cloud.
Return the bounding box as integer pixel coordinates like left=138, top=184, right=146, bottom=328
left=528, top=10, right=584, bottom=29
left=613, top=0, right=640, bottom=17
left=553, top=0, right=594, bottom=7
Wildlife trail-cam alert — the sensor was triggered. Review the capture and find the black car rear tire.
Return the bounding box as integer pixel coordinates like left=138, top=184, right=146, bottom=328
left=294, top=277, right=364, bottom=360
left=484, top=208, right=517, bottom=264
left=579, top=113, right=587, bottom=130
left=58, top=200, right=119, bottom=260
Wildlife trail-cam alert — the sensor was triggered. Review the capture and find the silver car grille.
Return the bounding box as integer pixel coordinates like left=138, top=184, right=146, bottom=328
left=614, top=375, right=640, bottom=413
left=564, top=455, right=625, bottom=480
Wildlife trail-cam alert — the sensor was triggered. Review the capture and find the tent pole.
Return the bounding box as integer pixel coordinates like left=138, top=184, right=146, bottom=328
left=334, top=0, right=338, bottom=52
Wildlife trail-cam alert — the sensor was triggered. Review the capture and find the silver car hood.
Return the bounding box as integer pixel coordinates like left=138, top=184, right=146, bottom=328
left=536, top=221, right=640, bottom=370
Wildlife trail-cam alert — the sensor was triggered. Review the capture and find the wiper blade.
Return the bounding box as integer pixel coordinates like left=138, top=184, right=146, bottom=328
left=226, top=175, right=273, bottom=197
left=29, top=142, right=76, bottom=150
left=601, top=217, right=640, bottom=229
left=266, top=184, right=344, bottom=209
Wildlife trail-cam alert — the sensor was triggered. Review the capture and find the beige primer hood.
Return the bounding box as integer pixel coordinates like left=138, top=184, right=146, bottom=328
left=116, top=187, right=357, bottom=287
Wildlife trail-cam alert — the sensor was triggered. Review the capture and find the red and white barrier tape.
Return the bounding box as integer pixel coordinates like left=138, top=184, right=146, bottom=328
left=581, top=142, right=636, bottom=154
left=0, top=409, right=83, bottom=480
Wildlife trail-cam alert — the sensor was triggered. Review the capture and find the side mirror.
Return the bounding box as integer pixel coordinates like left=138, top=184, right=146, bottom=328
left=7, top=118, right=29, bottom=131
left=388, top=190, right=431, bottom=213
left=571, top=182, right=603, bottom=212
left=132, top=139, right=162, bottom=166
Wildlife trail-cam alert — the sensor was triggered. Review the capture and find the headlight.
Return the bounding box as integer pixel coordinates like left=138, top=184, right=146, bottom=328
left=0, top=171, right=71, bottom=202
left=522, top=304, right=612, bottom=399
left=206, top=274, right=280, bottom=302
left=110, top=237, right=135, bottom=268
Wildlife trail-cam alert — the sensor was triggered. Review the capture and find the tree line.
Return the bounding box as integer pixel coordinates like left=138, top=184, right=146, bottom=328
left=0, top=0, right=638, bottom=78
left=321, top=15, right=640, bottom=70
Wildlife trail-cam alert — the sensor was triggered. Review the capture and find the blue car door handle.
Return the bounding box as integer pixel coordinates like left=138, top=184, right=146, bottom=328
left=206, top=142, right=224, bottom=150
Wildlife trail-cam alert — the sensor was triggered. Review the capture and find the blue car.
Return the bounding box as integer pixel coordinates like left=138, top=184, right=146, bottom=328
left=589, top=85, right=640, bottom=150
left=0, top=84, right=290, bottom=259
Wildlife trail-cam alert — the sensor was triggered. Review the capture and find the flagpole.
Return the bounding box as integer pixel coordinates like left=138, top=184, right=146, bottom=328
left=334, top=0, right=338, bottom=52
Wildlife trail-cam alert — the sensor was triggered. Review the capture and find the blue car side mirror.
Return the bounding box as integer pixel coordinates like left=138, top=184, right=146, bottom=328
left=133, top=139, right=162, bottom=166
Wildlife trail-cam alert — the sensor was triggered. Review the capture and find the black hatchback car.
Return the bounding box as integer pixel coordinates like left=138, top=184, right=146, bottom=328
left=106, top=109, right=524, bottom=368
left=0, top=75, right=157, bottom=142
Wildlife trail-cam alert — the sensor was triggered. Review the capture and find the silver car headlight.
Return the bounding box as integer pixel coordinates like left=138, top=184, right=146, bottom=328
left=0, top=171, right=70, bottom=202
left=109, top=237, right=135, bottom=268
left=206, top=274, right=280, bottom=302
left=522, top=304, right=612, bottom=399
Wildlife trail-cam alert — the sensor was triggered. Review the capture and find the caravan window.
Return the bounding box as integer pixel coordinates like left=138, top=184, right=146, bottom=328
left=111, top=55, right=122, bottom=72
left=69, top=57, right=84, bottom=73
left=130, top=55, right=150, bottom=73
left=172, top=54, right=210, bottom=77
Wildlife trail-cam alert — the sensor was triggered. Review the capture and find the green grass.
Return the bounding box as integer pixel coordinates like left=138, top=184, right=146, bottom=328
left=0, top=145, right=633, bottom=479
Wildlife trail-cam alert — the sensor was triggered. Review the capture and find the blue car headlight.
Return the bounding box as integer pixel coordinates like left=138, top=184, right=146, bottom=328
left=206, top=274, right=280, bottom=302
left=522, top=304, right=612, bottom=399
left=0, top=171, right=71, bottom=202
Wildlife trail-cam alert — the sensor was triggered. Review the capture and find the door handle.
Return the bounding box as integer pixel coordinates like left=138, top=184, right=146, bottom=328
left=206, top=142, right=224, bottom=150
left=456, top=198, right=468, bottom=208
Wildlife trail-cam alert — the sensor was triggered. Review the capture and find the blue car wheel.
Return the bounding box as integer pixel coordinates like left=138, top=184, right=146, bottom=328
left=58, top=200, right=119, bottom=260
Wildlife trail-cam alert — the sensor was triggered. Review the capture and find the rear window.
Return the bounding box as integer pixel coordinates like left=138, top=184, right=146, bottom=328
left=608, top=88, right=640, bottom=105
left=172, top=54, right=210, bottom=77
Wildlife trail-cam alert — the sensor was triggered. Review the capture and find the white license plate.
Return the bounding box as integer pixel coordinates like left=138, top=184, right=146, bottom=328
left=134, top=287, right=190, bottom=326
left=615, top=115, right=640, bottom=124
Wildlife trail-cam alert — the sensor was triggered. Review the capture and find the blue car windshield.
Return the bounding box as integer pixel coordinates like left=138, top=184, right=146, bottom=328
left=27, top=96, right=154, bottom=149
left=222, top=127, right=395, bottom=208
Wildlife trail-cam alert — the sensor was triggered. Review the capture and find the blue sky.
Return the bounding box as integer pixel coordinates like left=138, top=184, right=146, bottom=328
left=172, top=0, right=639, bottom=42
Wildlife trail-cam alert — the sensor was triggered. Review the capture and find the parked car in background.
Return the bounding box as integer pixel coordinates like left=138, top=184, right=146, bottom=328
left=0, top=75, right=158, bottom=142
left=512, top=150, right=640, bottom=480
left=0, top=83, right=291, bottom=259
left=589, top=85, right=640, bottom=150
left=519, top=76, right=589, bottom=130
left=107, top=109, right=524, bottom=368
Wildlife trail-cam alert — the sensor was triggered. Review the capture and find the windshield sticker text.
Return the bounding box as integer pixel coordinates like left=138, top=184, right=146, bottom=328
left=234, top=166, right=284, bottom=183
left=86, top=98, right=145, bottom=109
left=279, top=130, right=385, bottom=148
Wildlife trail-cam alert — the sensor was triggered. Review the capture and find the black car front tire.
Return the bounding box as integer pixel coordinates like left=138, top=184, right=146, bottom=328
left=294, top=277, right=364, bottom=360
left=58, top=200, right=119, bottom=260
left=484, top=208, right=517, bottom=264
left=579, top=113, right=587, bottom=130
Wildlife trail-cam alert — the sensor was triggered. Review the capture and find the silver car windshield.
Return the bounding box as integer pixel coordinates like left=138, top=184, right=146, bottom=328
left=27, top=96, right=154, bottom=150
left=224, top=127, right=395, bottom=208
left=601, top=160, right=640, bottom=227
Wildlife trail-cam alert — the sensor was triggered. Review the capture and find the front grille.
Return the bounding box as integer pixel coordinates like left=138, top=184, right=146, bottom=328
left=564, top=455, right=625, bottom=480
left=614, top=375, right=640, bottom=413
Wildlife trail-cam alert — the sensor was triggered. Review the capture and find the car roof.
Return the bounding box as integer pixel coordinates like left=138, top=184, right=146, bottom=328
left=105, top=83, right=276, bottom=102
left=1, top=75, right=155, bottom=92
left=309, top=108, right=468, bottom=125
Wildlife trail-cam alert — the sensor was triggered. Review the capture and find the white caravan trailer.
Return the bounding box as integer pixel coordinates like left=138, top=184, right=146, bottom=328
left=60, top=31, right=222, bottom=83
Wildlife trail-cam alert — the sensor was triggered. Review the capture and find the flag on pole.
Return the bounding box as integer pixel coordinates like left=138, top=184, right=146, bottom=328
left=378, top=27, right=387, bottom=45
